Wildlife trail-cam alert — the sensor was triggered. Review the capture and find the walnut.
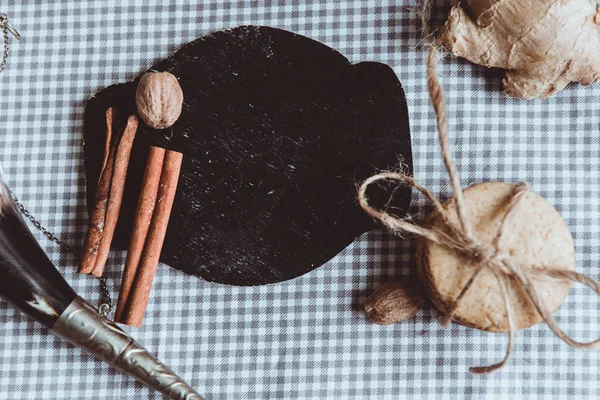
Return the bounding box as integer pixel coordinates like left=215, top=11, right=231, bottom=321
left=135, top=72, right=184, bottom=129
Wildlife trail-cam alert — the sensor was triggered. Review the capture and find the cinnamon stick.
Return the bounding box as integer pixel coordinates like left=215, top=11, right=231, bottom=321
left=79, top=108, right=117, bottom=274
left=114, top=146, right=166, bottom=322
left=90, top=115, right=139, bottom=277
left=99, top=108, right=114, bottom=183
left=121, top=150, right=183, bottom=327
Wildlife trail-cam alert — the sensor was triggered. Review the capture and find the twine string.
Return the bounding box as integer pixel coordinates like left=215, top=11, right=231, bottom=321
left=357, top=45, right=600, bottom=373
left=425, top=48, right=472, bottom=239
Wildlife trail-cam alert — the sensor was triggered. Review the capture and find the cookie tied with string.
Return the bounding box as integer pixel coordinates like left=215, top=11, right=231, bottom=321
left=358, top=46, right=600, bottom=374
left=417, top=181, right=575, bottom=332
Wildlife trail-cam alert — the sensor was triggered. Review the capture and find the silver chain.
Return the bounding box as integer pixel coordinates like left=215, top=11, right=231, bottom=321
left=0, top=14, right=10, bottom=73
left=0, top=14, right=112, bottom=317
left=13, top=197, right=113, bottom=316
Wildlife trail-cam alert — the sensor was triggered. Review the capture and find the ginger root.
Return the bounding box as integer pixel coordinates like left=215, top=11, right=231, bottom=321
left=438, top=0, right=600, bottom=99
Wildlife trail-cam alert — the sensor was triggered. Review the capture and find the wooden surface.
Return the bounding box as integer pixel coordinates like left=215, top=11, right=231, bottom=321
left=83, top=26, right=412, bottom=286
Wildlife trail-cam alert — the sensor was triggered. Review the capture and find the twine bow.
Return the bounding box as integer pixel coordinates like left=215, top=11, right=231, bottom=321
left=358, top=46, right=600, bottom=374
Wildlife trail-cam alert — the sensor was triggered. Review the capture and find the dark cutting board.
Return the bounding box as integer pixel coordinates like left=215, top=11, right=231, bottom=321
left=83, top=26, right=412, bottom=286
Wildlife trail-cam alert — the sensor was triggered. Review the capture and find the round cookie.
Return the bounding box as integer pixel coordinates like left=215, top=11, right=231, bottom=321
left=417, top=182, right=575, bottom=332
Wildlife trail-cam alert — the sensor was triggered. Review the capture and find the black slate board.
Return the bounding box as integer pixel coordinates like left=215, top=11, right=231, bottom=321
left=84, top=26, right=412, bottom=286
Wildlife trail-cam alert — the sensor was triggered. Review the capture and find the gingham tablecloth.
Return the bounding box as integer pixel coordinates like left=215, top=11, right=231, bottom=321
left=1, top=1, right=599, bottom=399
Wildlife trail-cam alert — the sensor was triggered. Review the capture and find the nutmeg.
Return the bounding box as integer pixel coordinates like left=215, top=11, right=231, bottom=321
left=364, top=282, right=423, bottom=325
left=135, top=71, right=184, bottom=129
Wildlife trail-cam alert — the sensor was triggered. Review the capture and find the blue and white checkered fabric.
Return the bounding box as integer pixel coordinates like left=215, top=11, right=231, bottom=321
left=1, top=1, right=600, bottom=399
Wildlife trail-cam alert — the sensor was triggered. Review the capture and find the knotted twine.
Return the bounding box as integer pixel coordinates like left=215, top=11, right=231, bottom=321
left=358, top=45, right=600, bottom=374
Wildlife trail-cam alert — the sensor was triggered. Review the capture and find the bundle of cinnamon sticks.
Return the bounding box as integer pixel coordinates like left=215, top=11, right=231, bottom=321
left=79, top=108, right=137, bottom=277
left=79, top=108, right=183, bottom=327
left=115, top=146, right=182, bottom=327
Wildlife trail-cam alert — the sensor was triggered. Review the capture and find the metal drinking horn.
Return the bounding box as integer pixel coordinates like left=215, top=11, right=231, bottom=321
left=0, top=174, right=203, bottom=400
